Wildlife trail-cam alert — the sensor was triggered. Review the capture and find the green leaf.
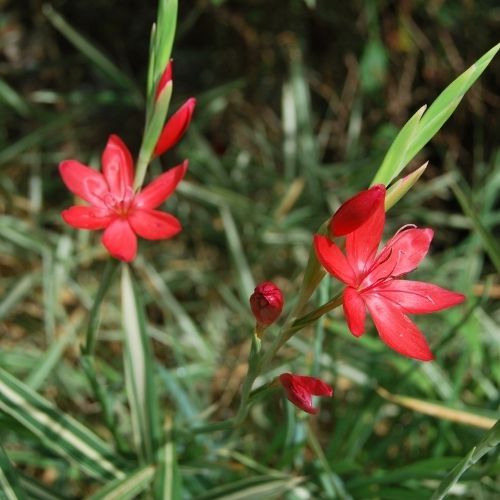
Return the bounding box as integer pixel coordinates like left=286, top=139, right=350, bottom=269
left=197, top=475, right=304, bottom=500
left=371, top=105, right=426, bottom=186
left=0, top=368, right=127, bottom=481
left=451, top=181, right=500, bottom=273
left=42, top=4, right=141, bottom=103
left=431, top=419, right=500, bottom=500
left=89, top=465, right=155, bottom=500
left=384, top=162, right=427, bottom=210
left=0, top=79, right=30, bottom=117
left=154, top=415, right=182, bottom=500
left=121, top=265, right=161, bottom=464
left=153, top=0, right=178, bottom=92
left=0, top=444, right=25, bottom=500
left=134, top=82, right=173, bottom=190
left=373, top=42, right=500, bottom=186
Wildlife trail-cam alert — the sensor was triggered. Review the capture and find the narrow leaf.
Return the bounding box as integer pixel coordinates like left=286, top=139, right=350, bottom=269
left=155, top=415, right=182, bottom=500
left=121, top=265, right=161, bottom=464
left=373, top=43, right=499, bottom=186
left=0, top=368, right=127, bottom=481
left=431, top=419, right=500, bottom=500
left=89, top=465, right=155, bottom=500
left=43, top=4, right=141, bottom=102
left=153, top=0, right=178, bottom=91
left=0, top=444, right=25, bottom=500
left=451, top=181, right=500, bottom=273
left=372, top=105, right=426, bottom=186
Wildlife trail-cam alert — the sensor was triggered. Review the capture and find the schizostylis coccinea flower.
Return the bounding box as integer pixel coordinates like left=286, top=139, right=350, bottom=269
left=279, top=373, right=333, bottom=414
left=250, top=281, right=284, bottom=327
left=315, top=185, right=465, bottom=361
left=60, top=134, right=187, bottom=262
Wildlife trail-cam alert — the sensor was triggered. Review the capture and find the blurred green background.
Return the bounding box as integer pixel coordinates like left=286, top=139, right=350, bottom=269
left=0, top=0, right=499, bottom=498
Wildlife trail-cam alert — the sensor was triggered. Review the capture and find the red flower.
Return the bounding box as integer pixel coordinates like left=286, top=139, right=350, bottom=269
left=154, top=97, right=196, bottom=157
left=279, top=373, right=333, bottom=414
left=250, top=282, right=284, bottom=326
left=60, top=135, right=187, bottom=262
left=314, top=186, right=465, bottom=361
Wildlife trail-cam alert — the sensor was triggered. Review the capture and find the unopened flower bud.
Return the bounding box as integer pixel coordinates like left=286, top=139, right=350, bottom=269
left=330, top=184, right=386, bottom=237
left=249, top=281, right=284, bottom=327
left=155, top=60, right=173, bottom=100
left=153, top=97, right=196, bottom=157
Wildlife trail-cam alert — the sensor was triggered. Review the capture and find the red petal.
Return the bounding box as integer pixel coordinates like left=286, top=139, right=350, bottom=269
left=343, top=287, right=366, bottom=337
left=153, top=98, right=196, bottom=156
left=134, top=161, right=188, bottom=209
left=101, top=135, right=134, bottom=198
left=376, top=280, right=465, bottom=314
left=128, top=209, right=181, bottom=240
left=367, top=228, right=433, bottom=285
left=155, top=60, right=173, bottom=99
left=101, top=219, right=137, bottom=262
left=314, top=235, right=356, bottom=285
left=279, top=373, right=332, bottom=414
left=330, top=184, right=386, bottom=236
left=291, top=374, right=333, bottom=397
left=345, top=194, right=385, bottom=277
left=59, top=160, right=108, bottom=207
left=61, top=206, right=114, bottom=230
left=365, top=293, right=434, bottom=361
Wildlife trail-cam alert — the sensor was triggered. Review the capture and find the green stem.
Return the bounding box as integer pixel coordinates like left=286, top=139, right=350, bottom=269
left=232, top=291, right=344, bottom=427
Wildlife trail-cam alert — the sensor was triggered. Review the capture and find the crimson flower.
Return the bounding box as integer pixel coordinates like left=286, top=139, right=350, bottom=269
left=279, top=373, right=333, bottom=414
left=250, top=281, right=284, bottom=327
left=60, top=135, right=187, bottom=262
left=314, top=185, right=465, bottom=361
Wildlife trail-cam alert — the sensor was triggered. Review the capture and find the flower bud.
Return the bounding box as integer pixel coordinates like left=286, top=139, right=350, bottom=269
left=278, top=373, right=333, bottom=414
left=153, top=97, right=196, bottom=157
left=330, top=184, right=386, bottom=237
left=155, top=60, right=173, bottom=100
left=249, top=281, right=284, bottom=327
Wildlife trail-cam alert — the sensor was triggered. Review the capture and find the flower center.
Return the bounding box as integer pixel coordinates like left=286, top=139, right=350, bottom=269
left=103, top=187, right=134, bottom=216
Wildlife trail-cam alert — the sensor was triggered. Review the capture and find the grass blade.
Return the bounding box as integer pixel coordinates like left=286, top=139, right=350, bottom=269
left=42, top=4, right=141, bottom=102
left=0, top=368, right=127, bottom=481
left=198, top=475, right=304, bottom=500
left=373, top=43, right=500, bottom=186
left=89, top=465, right=155, bottom=500
left=0, top=444, right=25, bottom=500
left=431, top=419, right=500, bottom=500
left=154, top=415, right=182, bottom=500
left=371, top=106, right=426, bottom=186
left=451, top=181, right=500, bottom=273
left=121, top=264, right=161, bottom=464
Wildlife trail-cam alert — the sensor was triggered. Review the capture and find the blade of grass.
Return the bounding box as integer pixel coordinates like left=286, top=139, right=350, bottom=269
left=0, top=79, right=30, bottom=117
left=43, top=4, right=142, bottom=104
left=197, top=475, right=304, bottom=500
left=376, top=387, right=496, bottom=430
left=431, top=419, right=500, bottom=500
left=372, top=43, right=500, bottom=186
left=451, top=181, right=500, bottom=273
left=371, top=106, right=426, bottom=186
left=89, top=465, right=155, bottom=500
left=0, top=444, right=25, bottom=500
left=0, top=368, right=127, bottom=481
left=121, top=264, right=161, bottom=464
left=219, top=205, right=254, bottom=302
left=154, top=415, right=182, bottom=500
